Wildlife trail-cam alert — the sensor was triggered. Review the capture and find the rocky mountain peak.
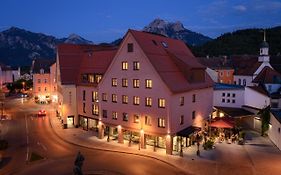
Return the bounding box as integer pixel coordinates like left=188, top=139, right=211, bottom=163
left=63, top=33, right=93, bottom=44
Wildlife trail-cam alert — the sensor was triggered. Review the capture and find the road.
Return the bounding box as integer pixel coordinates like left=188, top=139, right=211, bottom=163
left=0, top=97, right=186, bottom=175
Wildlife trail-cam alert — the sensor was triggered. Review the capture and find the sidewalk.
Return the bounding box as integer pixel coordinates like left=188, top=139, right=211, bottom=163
left=48, top=111, right=281, bottom=175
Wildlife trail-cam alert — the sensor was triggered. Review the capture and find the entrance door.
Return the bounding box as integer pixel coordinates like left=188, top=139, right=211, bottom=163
left=67, top=116, right=74, bottom=128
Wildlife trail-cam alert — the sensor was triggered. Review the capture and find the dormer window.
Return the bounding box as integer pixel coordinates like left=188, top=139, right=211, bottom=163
left=161, top=41, right=168, bottom=48
left=40, top=68, right=44, bottom=74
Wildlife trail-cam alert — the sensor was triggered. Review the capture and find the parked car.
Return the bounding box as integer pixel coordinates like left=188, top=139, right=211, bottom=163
left=38, top=110, right=47, bottom=117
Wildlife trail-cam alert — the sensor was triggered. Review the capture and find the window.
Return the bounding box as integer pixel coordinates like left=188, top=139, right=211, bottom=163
left=145, top=97, right=152, bottom=107
left=44, top=79, right=47, bottom=83
left=92, top=91, right=98, bottom=102
left=95, top=74, right=102, bottom=83
left=83, top=103, right=86, bottom=113
left=38, top=87, right=41, bottom=92
left=112, top=78, right=117, bottom=87
left=238, top=79, right=241, bottom=85
left=122, top=78, right=128, bottom=87
left=44, top=87, right=47, bottom=92
left=222, top=93, right=225, bottom=97
left=232, top=93, right=236, bottom=98
left=161, top=42, right=168, bottom=48
left=112, top=94, right=117, bottom=103
left=227, top=93, right=230, bottom=97
left=133, top=79, right=140, bottom=88
left=158, top=118, right=165, bottom=128
left=123, top=113, right=128, bottom=121
left=88, top=74, right=94, bottom=83
left=158, top=98, right=165, bottom=108
left=180, top=115, right=184, bottom=125
left=134, top=115, right=140, bottom=123
left=102, top=93, right=107, bottom=102
left=145, top=116, right=151, bottom=126
left=133, top=61, right=140, bottom=70
left=180, top=97, right=184, bottom=106
left=127, top=43, right=133, bottom=52
left=40, top=69, right=44, bottom=74
left=243, top=79, right=246, bottom=86
left=145, top=79, right=152, bottom=89
left=192, top=111, right=196, bottom=120
left=122, top=61, right=128, bottom=70
left=227, top=99, right=230, bottom=103
left=83, top=90, right=86, bottom=101
left=222, top=98, right=225, bottom=103
left=232, top=99, right=236, bottom=103
left=220, top=72, right=223, bottom=76
left=92, top=104, right=99, bottom=115
left=112, top=112, right=118, bottom=120
left=133, top=96, right=140, bottom=105
left=278, top=128, right=280, bottom=133
left=38, top=79, right=41, bottom=83
left=192, top=94, right=196, bottom=103
left=122, top=95, right=128, bottom=104
left=102, top=110, right=107, bottom=118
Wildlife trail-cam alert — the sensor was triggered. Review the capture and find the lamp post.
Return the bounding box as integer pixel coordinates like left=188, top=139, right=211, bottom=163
left=22, top=81, right=25, bottom=92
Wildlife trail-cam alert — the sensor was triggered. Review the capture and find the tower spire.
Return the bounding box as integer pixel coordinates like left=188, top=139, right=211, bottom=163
left=263, top=29, right=266, bottom=42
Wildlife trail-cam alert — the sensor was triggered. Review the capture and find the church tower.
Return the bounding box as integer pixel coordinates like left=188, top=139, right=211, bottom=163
left=258, top=30, right=270, bottom=62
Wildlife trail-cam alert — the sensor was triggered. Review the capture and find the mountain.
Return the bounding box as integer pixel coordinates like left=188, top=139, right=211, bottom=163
left=191, top=26, right=281, bottom=57
left=0, top=27, right=93, bottom=66
left=143, top=18, right=212, bottom=46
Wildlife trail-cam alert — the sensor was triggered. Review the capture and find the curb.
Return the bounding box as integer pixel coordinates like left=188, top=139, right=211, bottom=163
left=48, top=116, right=190, bottom=175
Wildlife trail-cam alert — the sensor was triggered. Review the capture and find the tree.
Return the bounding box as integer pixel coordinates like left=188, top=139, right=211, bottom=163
left=258, top=105, right=271, bottom=136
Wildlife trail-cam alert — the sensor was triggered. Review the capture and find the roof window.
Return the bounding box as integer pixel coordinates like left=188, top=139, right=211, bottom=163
left=161, top=41, right=168, bottom=48
left=152, top=40, right=158, bottom=46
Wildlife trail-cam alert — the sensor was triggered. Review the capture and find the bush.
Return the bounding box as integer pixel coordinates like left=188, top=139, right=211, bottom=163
left=203, top=139, right=214, bottom=150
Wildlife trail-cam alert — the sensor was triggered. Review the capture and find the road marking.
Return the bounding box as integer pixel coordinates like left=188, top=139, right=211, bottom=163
left=25, top=114, right=29, bottom=162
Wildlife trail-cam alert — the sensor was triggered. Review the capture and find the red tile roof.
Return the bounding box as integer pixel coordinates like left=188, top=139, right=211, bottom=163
left=129, top=30, right=213, bottom=93
left=252, top=66, right=281, bottom=84
left=57, top=44, right=117, bottom=85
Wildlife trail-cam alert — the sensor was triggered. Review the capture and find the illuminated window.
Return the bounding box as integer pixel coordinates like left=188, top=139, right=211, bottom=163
left=95, top=74, right=102, bottom=83
left=122, top=78, right=128, bottom=87
left=133, top=61, right=140, bottom=70
left=112, top=94, right=117, bottom=103
left=145, top=97, right=152, bottom=107
left=158, top=98, right=165, bottom=108
left=145, top=116, right=151, bottom=126
left=127, top=43, right=133, bottom=52
left=134, top=115, right=140, bottom=123
left=112, top=111, right=118, bottom=120
left=112, top=78, right=117, bottom=87
left=145, top=79, right=152, bottom=89
left=92, top=91, right=98, bottom=102
left=192, top=94, right=196, bottom=103
left=102, top=110, right=107, bottom=118
left=122, top=95, right=128, bottom=104
left=83, top=90, right=86, bottom=101
left=102, top=93, right=107, bottom=102
left=158, top=118, right=165, bottom=128
left=83, top=103, right=86, bottom=113
left=88, top=74, right=94, bottom=83
left=180, top=97, right=184, bottom=106
left=92, top=104, right=99, bottom=115
left=133, top=79, right=140, bottom=88
left=123, top=113, right=128, bottom=121
left=133, top=96, right=140, bottom=105
left=180, top=115, right=184, bottom=125
left=122, top=61, right=128, bottom=70
left=192, top=111, right=196, bottom=120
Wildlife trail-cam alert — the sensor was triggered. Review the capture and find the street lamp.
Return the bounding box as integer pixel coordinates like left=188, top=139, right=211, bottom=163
left=22, top=81, right=25, bottom=91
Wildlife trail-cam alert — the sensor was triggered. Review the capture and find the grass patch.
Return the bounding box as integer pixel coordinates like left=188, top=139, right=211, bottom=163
left=0, top=140, right=8, bottom=150
left=29, top=152, right=44, bottom=162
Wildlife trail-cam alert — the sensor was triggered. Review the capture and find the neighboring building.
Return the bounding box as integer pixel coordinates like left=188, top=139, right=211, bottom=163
left=0, top=64, right=20, bottom=87
left=98, top=30, right=213, bottom=154
left=269, top=111, right=281, bottom=150
left=31, top=59, right=56, bottom=103
left=197, top=56, right=234, bottom=84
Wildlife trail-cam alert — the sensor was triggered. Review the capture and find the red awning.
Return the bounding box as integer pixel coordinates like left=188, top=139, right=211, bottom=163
left=209, top=118, right=234, bottom=128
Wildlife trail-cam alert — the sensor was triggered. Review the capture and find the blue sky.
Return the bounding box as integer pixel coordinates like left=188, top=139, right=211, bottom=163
left=0, top=0, right=281, bottom=43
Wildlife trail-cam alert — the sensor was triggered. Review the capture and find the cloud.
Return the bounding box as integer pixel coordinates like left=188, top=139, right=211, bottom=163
left=233, top=5, right=247, bottom=12
left=253, top=0, right=281, bottom=11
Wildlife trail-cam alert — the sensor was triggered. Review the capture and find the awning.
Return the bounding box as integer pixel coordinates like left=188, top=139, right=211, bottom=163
left=177, top=126, right=201, bottom=137
left=209, top=118, right=234, bottom=128
left=214, top=106, right=254, bottom=118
